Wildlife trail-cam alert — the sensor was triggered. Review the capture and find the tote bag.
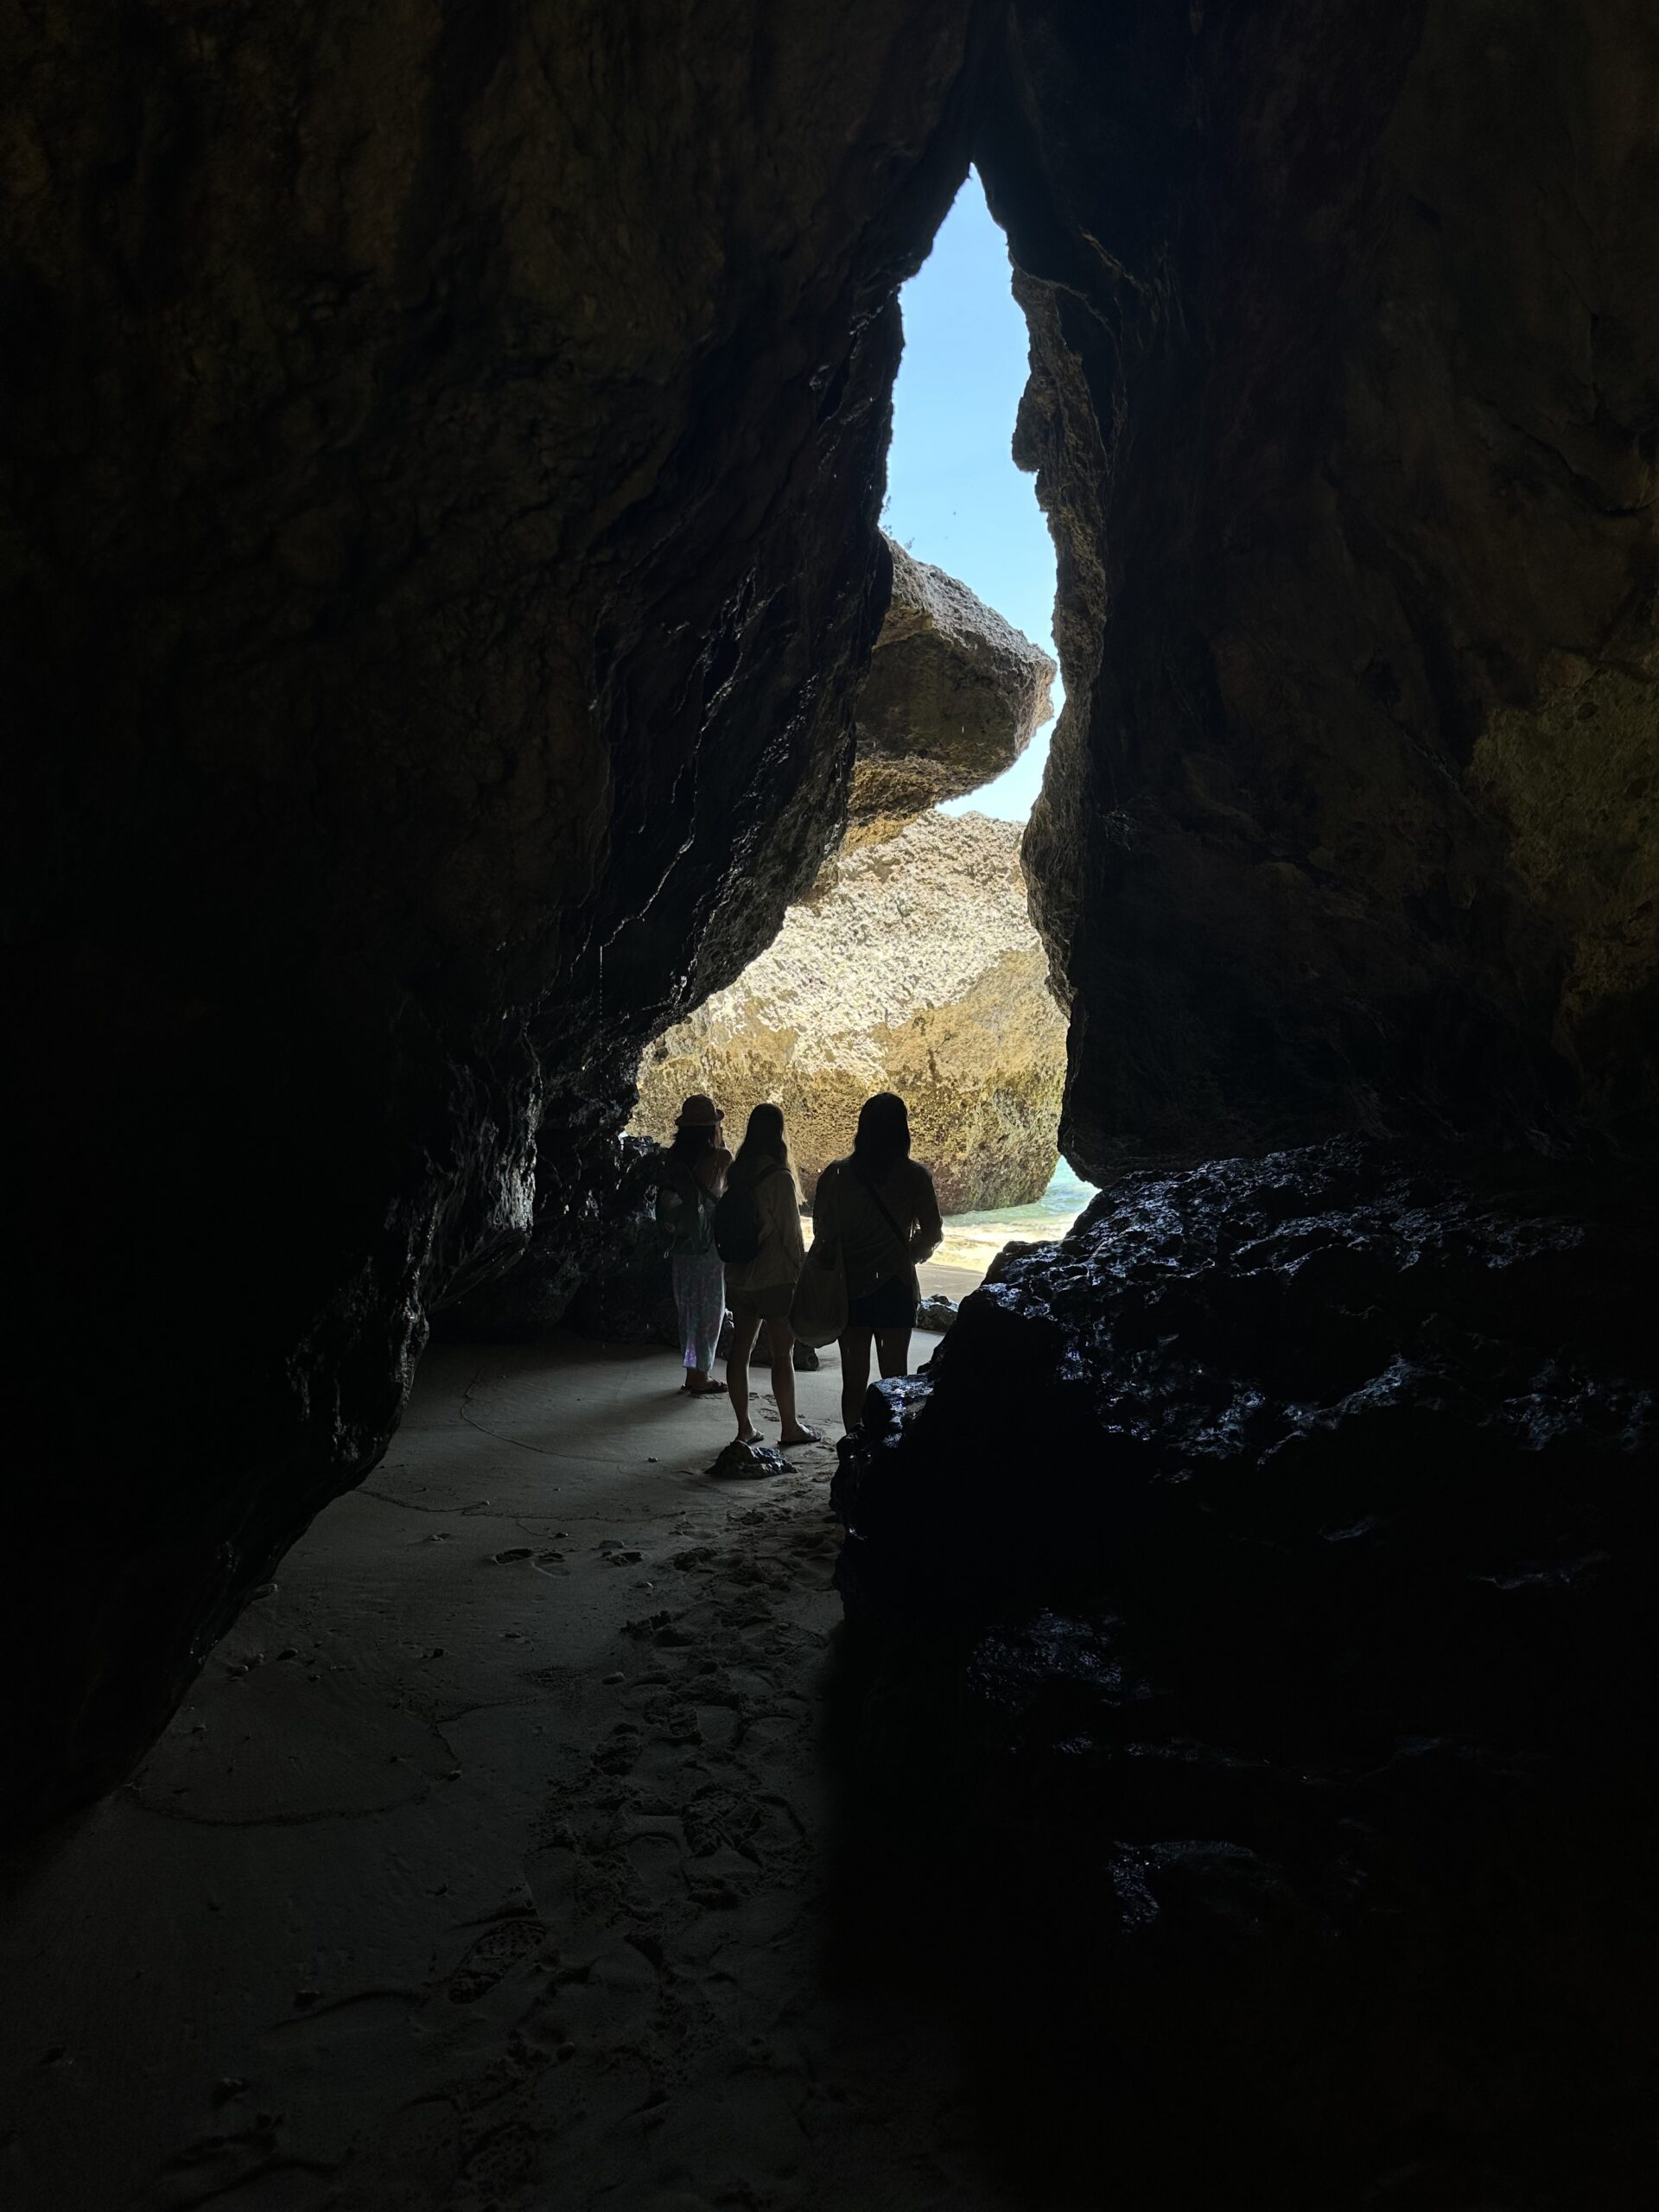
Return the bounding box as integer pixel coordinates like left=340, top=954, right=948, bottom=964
left=789, top=1241, right=848, bottom=1348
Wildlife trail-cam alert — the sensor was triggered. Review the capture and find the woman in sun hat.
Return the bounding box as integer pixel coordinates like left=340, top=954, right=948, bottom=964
left=653, top=1093, right=733, bottom=1395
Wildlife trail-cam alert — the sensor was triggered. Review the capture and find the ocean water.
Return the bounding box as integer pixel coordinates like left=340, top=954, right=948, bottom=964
left=932, top=1160, right=1097, bottom=1276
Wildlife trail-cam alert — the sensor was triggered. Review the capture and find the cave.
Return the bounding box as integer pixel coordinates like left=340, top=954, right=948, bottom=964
left=3, top=6, right=1656, bottom=2209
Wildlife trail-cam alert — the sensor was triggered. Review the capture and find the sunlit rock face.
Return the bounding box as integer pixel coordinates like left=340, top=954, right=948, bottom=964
left=846, top=538, right=1055, bottom=846
left=0, top=2, right=995, bottom=1829
left=981, top=3, right=1659, bottom=1170
left=636, top=810, right=1065, bottom=1211
left=469, top=538, right=1057, bottom=1325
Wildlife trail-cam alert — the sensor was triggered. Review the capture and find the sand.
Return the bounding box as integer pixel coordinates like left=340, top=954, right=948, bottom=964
left=1, top=1326, right=1007, bottom=2212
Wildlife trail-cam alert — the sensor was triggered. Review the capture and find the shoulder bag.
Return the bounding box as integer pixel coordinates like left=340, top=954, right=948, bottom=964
left=789, top=1172, right=849, bottom=1347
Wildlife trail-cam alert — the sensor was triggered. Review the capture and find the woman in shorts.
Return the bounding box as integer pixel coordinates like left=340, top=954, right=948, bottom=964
left=810, top=1091, right=942, bottom=1434
left=723, top=1104, right=820, bottom=1448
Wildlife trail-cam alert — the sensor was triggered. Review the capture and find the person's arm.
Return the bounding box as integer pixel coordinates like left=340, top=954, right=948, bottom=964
left=809, top=1163, right=839, bottom=1260
left=772, top=1171, right=806, bottom=1270
left=908, top=1166, right=943, bottom=1264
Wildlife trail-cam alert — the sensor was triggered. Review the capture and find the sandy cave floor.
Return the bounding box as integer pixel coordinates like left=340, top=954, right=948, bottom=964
left=1, top=1320, right=1017, bottom=2212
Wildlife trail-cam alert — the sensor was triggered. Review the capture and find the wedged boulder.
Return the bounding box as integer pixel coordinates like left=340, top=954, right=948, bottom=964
left=635, top=810, right=1066, bottom=1212
left=827, top=1139, right=1657, bottom=2199
left=846, top=537, right=1055, bottom=846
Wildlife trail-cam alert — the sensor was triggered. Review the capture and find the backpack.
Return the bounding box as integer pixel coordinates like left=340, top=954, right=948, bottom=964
left=713, top=1163, right=780, bottom=1265
left=655, top=1159, right=716, bottom=1257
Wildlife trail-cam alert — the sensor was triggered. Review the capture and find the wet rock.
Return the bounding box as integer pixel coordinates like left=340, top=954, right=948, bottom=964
left=791, top=1341, right=821, bottom=1373
left=711, top=1440, right=787, bottom=1480
left=828, top=1140, right=1657, bottom=2200
left=835, top=1140, right=1656, bottom=1630
left=637, top=812, right=1065, bottom=1211
left=914, top=1294, right=958, bottom=1333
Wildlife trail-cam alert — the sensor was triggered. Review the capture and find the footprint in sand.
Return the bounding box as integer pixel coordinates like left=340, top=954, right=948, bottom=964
left=447, top=1916, right=549, bottom=2003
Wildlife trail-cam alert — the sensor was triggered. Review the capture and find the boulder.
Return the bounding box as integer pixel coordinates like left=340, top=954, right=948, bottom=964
left=846, top=538, right=1055, bottom=847
left=710, top=1440, right=788, bottom=1480
left=828, top=1138, right=1658, bottom=2200
left=636, top=810, right=1066, bottom=1212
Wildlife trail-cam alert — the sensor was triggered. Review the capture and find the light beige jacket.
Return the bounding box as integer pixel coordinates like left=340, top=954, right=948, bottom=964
left=725, top=1165, right=807, bottom=1296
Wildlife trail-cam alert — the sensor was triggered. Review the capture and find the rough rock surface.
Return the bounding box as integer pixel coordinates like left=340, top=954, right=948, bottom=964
left=846, top=537, right=1055, bottom=845
left=8, top=0, right=1659, bottom=1905
left=982, top=3, right=1659, bottom=1168
left=830, top=1140, right=1657, bottom=2201
left=1, top=3, right=995, bottom=1830
left=636, top=811, right=1065, bottom=1211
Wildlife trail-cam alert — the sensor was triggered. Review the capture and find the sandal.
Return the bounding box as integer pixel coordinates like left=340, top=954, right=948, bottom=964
left=779, top=1425, right=823, bottom=1447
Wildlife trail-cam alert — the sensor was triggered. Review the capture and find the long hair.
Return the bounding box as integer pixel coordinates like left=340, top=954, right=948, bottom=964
left=730, top=1102, right=789, bottom=1188
left=851, top=1091, right=910, bottom=1185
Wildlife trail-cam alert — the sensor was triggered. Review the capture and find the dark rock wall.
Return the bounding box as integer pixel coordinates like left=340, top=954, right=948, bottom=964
left=2, top=2, right=993, bottom=1827
left=830, top=1142, right=1657, bottom=2199
left=7, top=0, right=1657, bottom=1860
left=981, top=1, right=1659, bottom=1173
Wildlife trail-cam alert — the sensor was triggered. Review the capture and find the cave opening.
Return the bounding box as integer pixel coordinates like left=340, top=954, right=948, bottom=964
left=6, top=8, right=1656, bottom=2208
left=631, top=170, right=1093, bottom=1302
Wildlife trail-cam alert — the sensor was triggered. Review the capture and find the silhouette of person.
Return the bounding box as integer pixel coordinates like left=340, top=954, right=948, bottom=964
left=654, top=1094, right=731, bottom=1395
left=810, top=1091, right=942, bottom=1433
left=722, top=1104, right=820, bottom=1449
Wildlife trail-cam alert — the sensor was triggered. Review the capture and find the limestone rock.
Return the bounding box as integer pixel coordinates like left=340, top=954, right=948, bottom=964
left=847, top=538, right=1055, bottom=845
left=636, top=812, right=1065, bottom=1214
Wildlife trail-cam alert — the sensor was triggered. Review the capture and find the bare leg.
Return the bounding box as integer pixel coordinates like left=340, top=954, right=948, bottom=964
left=874, top=1327, right=912, bottom=1381
left=769, top=1317, right=819, bottom=1444
left=728, top=1313, right=761, bottom=1441
left=838, top=1327, right=874, bottom=1434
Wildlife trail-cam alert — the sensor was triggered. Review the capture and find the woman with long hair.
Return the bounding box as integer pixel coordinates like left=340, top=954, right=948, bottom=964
left=721, top=1103, right=820, bottom=1447
left=809, top=1091, right=942, bottom=1433
left=654, top=1093, right=732, bottom=1395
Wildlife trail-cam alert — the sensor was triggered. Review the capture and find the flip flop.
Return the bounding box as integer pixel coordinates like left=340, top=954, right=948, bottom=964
left=779, top=1425, right=823, bottom=1447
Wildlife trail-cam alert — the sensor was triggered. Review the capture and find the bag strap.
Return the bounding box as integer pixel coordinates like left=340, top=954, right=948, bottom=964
left=861, top=1172, right=912, bottom=1265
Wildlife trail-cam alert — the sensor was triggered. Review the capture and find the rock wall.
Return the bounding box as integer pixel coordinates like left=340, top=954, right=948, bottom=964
left=847, top=537, right=1055, bottom=845
left=6, top=0, right=1659, bottom=1873
left=0, top=1, right=998, bottom=1830
left=465, top=533, right=1056, bottom=1325
left=982, top=1, right=1659, bottom=1172
left=830, top=1140, right=1657, bottom=2200
left=636, top=810, right=1065, bottom=1212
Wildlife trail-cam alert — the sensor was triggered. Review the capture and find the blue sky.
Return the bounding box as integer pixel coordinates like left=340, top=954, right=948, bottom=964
left=883, top=170, right=1061, bottom=823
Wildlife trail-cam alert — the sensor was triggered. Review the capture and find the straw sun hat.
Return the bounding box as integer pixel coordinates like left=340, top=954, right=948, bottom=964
left=675, top=1093, right=722, bottom=1129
